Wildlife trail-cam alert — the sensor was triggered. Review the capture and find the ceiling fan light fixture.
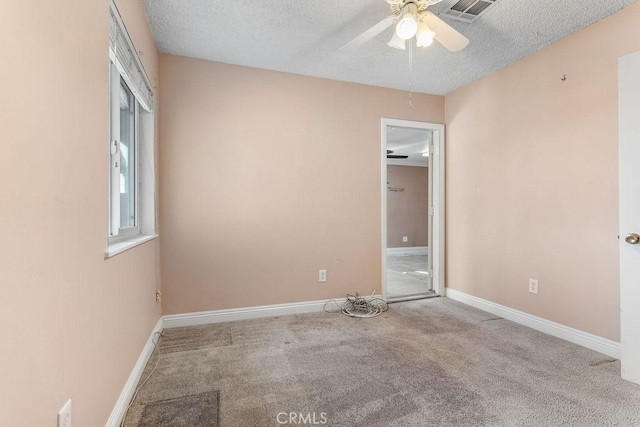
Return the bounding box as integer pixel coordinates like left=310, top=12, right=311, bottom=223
left=395, top=4, right=418, bottom=40
left=388, top=32, right=406, bottom=50
left=416, top=22, right=436, bottom=47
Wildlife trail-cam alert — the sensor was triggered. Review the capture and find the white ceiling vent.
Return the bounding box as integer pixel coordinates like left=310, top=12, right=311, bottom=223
left=440, top=0, right=498, bottom=23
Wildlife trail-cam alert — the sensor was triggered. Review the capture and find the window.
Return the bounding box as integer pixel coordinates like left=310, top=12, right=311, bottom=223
left=109, top=68, right=141, bottom=240
left=107, top=2, right=156, bottom=255
left=118, top=79, right=136, bottom=231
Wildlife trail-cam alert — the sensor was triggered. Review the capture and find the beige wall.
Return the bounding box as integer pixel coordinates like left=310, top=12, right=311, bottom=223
left=387, top=165, right=429, bottom=248
left=0, top=1, right=161, bottom=425
left=159, top=55, right=444, bottom=314
left=445, top=2, right=640, bottom=342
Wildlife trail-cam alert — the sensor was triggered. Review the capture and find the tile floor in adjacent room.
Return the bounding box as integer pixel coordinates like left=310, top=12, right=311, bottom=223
left=386, top=255, right=432, bottom=299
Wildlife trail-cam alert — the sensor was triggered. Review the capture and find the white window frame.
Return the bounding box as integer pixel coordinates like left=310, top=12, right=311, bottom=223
left=106, top=1, right=157, bottom=257
left=109, top=65, right=142, bottom=242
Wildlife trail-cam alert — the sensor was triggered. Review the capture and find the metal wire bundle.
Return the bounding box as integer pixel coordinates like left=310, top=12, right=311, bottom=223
left=324, top=291, right=389, bottom=318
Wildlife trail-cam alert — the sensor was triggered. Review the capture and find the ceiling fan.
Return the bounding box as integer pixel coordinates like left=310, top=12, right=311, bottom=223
left=341, top=0, right=469, bottom=52
left=387, top=150, right=409, bottom=159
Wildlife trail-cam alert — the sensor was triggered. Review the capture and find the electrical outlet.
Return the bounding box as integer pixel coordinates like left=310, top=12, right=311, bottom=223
left=319, top=269, right=327, bottom=283
left=156, top=290, right=162, bottom=303
left=529, top=279, right=539, bottom=295
left=402, top=236, right=408, bottom=243
left=58, top=399, right=71, bottom=427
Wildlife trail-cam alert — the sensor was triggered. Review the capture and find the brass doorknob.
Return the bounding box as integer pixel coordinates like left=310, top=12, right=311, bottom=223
left=626, top=233, right=640, bottom=245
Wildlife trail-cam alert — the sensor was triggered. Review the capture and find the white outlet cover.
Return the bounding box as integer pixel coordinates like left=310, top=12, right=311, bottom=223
left=529, top=279, right=539, bottom=295
left=402, top=236, right=408, bottom=242
left=58, top=399, right=71, bottom=427
left=319, top=269, right=327, bottom=283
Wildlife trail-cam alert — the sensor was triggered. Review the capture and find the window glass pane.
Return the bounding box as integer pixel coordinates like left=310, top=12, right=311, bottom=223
left=119, top=79, right=136, bottom=229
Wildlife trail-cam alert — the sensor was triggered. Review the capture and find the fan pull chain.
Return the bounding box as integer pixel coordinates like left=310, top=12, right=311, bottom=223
left=408, top=40, right=414, bottom=109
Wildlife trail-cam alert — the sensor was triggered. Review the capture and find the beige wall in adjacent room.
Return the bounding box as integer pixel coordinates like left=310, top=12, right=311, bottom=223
left=387, top=165, right=429, bottom=248
left=0, top=0, right=161, bottom=425
left=445, top=2, right=640, bottom=342
left=159, top=54, right=444, bottom=314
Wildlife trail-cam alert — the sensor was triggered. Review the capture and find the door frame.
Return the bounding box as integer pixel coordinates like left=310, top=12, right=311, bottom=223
left=381, top=118, right=446, bottom=299
left=619, top=51, right=640, bottom=385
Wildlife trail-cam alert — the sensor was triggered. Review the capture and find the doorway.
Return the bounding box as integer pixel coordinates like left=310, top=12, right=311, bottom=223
left=619, top=51, right=640, bottom=385
left=381, top=118, right=445, bottom=301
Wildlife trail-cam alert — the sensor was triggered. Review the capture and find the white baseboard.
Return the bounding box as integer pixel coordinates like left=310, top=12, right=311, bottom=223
left=163, top=296, right=377, bottom=329
left=106, top=317, right=163, bottom=427
left=445, top=288, right=621, bottom=359
left=105, top=293, right=374, bottom=423
left=387, top=246, right=429, bottom=256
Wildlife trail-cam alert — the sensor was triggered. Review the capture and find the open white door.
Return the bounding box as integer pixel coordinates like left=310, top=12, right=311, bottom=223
left=619, top=51, right=640, bottom=385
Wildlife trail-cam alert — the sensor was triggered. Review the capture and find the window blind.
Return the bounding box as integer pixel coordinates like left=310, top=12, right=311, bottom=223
left=109, top=4, right=154, bottom=112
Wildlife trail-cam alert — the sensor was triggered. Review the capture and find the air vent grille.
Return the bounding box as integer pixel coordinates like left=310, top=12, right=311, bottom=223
left=451, top=0, right=475, bottom=12
left=441, top=0, right=498, bottom=23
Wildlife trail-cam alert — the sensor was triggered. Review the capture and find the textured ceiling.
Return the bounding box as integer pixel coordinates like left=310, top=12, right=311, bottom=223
left=143, top=0, right=637, bottom=95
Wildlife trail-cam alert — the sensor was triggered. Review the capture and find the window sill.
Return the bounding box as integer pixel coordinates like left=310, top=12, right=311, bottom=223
left=105, top=234, right=158, bottom=259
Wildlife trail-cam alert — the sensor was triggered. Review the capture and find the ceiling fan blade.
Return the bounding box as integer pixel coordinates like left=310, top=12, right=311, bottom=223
left=340, top=15, right=397, bottom=51
left=422, top=12, right=469, bottom=52
left=387, top=155, right=409, bottom=159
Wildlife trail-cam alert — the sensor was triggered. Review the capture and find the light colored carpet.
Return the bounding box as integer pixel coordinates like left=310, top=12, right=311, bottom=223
left=387, top=255, right=431, bottom=298
left=124, top=298, right=640, bottom=426
left=137, top=391, right=219, bottom=426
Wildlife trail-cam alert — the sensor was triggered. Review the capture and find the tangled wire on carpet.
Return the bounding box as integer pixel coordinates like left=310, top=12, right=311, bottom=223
left=324, top=291, right=389, bottom=318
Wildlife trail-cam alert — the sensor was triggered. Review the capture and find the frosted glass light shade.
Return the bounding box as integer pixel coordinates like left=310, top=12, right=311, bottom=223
left=416, top=22, right=436, bottom=47
left=396, top=16, right=418, bottom=40
left=388, top=32, right=407, bottom=50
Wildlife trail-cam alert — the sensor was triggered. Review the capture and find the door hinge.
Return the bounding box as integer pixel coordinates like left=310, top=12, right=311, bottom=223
left=430, top=206, right=435, bottom=216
